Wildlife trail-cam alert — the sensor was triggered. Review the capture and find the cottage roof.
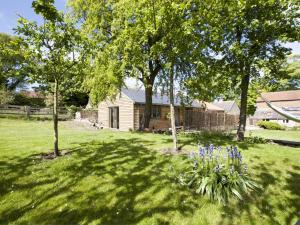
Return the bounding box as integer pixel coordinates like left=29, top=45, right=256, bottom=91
left=121, top=88, right=203, bottom=108
left=203, top=102, right=225, bottom=111
left=257, top=90, right=300, bottom=102
left=212, top=101, right=237, bottom=112
left=252, top=108, right=300, bottom=120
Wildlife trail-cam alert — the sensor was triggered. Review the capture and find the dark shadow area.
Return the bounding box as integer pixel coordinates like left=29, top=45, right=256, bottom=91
left=0, top=138, right=200, bottom=225
left=218, top=162, right=300, bottom=225
left=284, top=165, right=300, bottom=225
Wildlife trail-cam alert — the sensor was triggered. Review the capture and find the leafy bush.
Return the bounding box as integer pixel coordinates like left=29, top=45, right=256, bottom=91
left=245, top=132, right=267, bottom=144
left=67, top=105, right=79, bottom=118
left=12, top=93, right=46, bottom=107
left=0, top=87, right=14, bottom=104
left=176, top=144, right=258, bottom=204
left=257, top=121, right=285, bottom=130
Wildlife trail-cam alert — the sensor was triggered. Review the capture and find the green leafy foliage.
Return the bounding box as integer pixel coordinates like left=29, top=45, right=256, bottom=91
left=245, top=132, right=267, bottom=144
left=0, top=33, right=27, bottom=90
left=66, top=105, right=79, bottom=118
left=11, top=93, right=45, bottom=107
left=257, top=121, right=285, bottom=130
left=210, top=0, right=299, bottom=140
left=176, top=144, right=259, bottom=204
left=0, top=86, right=14, bottom=104
left=69, top=0, right=215, bottom=128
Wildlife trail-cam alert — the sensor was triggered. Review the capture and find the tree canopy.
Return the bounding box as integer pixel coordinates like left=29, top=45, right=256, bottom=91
left=213, top=0, right=299, bottom=140
left=69, top=0, right=213, bottom=128
left=0, top=33, right=28, bottom=90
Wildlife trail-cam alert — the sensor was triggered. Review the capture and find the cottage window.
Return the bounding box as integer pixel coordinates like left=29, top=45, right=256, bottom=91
left=151, top=106, right=161, bottom=119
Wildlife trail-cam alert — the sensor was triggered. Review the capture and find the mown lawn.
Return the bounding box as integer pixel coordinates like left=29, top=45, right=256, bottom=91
left=247, top=129, right=300, bottom=142
left=0, top=118, right=299, bottom=225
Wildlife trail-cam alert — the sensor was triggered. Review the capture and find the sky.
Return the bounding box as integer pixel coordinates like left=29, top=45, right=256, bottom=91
left=0, top=0, right=299, bottom=55
left=0, top=0, right=66, bottom=35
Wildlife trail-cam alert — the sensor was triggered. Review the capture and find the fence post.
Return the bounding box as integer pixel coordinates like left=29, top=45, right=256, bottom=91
left=25, top=106, right=31, bottom=118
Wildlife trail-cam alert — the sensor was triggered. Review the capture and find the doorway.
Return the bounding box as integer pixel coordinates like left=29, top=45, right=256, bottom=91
left=109, top=107, right=119, bottom=129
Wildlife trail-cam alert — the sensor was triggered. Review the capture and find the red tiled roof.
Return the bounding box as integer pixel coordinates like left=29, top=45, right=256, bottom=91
left=20, top=91, right=44, bottom=98
left=257, top=90, right=300, bottom=102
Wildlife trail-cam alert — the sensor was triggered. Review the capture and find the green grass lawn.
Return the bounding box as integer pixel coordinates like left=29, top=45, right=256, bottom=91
left=0, top=118, right=300, bottom=225
left=247, top=129, right=300, bottom=142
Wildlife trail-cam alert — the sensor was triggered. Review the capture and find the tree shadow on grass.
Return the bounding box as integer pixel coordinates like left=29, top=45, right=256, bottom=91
left=218, top=161, right=300, bottom=225
left=0, top=138, right=201, bottom=225
left=284, top=165, right=300, bottom=225
left=1, top=133, right=296, bottom=225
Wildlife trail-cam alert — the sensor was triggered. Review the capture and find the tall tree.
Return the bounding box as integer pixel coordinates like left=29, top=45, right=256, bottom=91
left=15, top=0, right=87, bottom=156
left=69, top=0, right=195, bottom=129
left=217, top=0, right=299, bottom=141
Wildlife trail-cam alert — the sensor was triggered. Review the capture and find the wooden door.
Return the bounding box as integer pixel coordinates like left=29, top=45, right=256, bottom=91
left=109, top=107, right=119, bottom=129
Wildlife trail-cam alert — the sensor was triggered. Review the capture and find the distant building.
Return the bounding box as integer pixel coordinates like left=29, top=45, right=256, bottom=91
left=20, top=90, right=44, bottom=99
left=212, top=101, right=240, bottom=115
left=250, top=90, right=300, bottom=127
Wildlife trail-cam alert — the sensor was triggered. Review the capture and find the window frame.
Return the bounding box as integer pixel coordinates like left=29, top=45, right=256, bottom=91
left=151, top=105, right=161, bottom=119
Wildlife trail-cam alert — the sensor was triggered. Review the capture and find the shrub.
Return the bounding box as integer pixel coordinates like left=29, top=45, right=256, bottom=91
left=66, top=105, right=79, bottom=118
left=176, top=144, right=258, bottom=204
left=0, top=87, right=14, bottom=104
left=257, top=121, right=285, bottom=130
left=245, top=132, right=267, bottom=144
left=12, top=93, right=46, bottom=107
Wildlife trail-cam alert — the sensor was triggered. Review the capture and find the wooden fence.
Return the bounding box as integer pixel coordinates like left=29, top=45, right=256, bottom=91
left=0, top=104, right=69, bottom=119
left=184, top=110, right=239, bottom=131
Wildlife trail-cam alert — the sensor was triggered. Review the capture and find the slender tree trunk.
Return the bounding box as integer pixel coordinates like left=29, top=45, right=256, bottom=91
left=237, top=74, right=250, bottom=141
left=144, top=78, right=154, bottom=129
left=53, top=79, right=59, bottom=156
left=169, top=66, right=178, bottom=151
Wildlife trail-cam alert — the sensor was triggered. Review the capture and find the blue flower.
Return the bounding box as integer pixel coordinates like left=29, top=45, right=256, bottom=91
left=205, top=144, right=209, bottom=154
left=228, top=150, right=234, bottom=160
left=236, top=151, right=242, bottom=162
left=198, top=147, right=205, bottom=158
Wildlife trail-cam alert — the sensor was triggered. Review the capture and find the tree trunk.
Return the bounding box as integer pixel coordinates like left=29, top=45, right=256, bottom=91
left=169, top=66, right=178, bottom=151
left=143, top=78, right=153, bottom=129
left=237, top=74, right=250, bottom=141
left=53, top=79, right=59, bottom=156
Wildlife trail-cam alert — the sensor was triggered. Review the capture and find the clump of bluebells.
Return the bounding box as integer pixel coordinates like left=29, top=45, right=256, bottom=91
left=177, top=144, right=258, bottom=204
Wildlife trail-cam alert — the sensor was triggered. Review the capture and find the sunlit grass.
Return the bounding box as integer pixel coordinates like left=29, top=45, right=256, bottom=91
left=247, top=129, right=300, bottom=141
left=0, top=118, right=299, bottom=225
